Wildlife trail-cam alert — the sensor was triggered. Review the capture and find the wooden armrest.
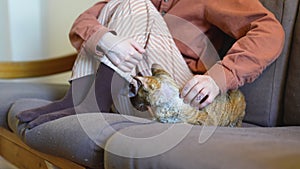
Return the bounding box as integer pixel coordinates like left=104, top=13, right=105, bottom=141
left=0, top=53, right=77, bottom=79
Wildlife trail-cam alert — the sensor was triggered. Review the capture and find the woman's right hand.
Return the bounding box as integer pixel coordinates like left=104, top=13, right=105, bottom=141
left=98, top=32, right=145, bottom=72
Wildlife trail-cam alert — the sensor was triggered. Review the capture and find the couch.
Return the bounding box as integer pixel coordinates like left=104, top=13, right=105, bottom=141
left=1, top=0, right=300, bottom=168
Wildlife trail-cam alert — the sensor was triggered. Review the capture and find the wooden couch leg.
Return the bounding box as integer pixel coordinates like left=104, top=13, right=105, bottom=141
left=0, top=127, right=86, bottom=169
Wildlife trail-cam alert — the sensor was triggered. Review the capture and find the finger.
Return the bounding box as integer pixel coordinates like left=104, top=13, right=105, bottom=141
left=199, top=94, right=214, bottom=109
left=183, top=82, right=204, bottom=105
left=127, top=47, right=143, bottom=61
left=107, top=52, right=121, bottom=66
left=122, top=61, right=136, bottom=71
left=131, top=52, right=143, bottom=61
left=124, top=54, right=140, bottom=65
left=130, top=40, right=146, bottom=54
left=118, top=64, right=132, bottom=73
left=191, top=90, right=209, bottom=107
left=198, top=87, right=219, bottom=109
left=181, top=77, right=199, bottom=98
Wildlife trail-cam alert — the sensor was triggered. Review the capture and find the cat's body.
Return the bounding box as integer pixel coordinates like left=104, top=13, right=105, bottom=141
left=131, top=64, right=246, bottom=127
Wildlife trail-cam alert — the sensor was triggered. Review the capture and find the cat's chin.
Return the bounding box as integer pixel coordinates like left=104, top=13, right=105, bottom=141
left=129, top=96, right=149, bottom=112
left=157, top=117, right=182, bottom=124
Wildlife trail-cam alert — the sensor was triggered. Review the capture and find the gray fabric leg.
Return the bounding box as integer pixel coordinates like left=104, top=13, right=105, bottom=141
left=7, top=98, right=51, bottom=135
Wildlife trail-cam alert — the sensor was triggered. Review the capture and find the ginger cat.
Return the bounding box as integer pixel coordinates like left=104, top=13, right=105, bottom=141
left=130, top=64, right=246, bottom=127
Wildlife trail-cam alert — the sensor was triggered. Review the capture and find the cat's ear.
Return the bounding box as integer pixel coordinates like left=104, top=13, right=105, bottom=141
left=133, top=76, right=158, bottom=90
left=151, top=64, right=172, bottom=78
left=133, top=76, right=150, bottom=89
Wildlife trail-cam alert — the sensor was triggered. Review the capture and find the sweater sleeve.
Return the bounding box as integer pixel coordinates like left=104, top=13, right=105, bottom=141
left=68, top=0, right=161, bottom=57
left=204, top=0, right=285, bottom=93
left=69, top=1, right=110, bottom=53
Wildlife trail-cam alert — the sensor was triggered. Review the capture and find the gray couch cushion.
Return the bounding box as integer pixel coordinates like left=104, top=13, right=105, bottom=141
left=8, top=97, right=300, bottom=169
left=8, top=98, right=153, bottom=169
left=105, top=124, right=300, bottom=169
left=284, top=2, right=300, bottom=125
left=241, top=0, right=300, bottom=126
left=0, top=82, right=68, bottom=129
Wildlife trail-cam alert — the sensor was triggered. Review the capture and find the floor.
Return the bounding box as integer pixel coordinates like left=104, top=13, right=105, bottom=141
left=0, top=156, right=18, bottom=169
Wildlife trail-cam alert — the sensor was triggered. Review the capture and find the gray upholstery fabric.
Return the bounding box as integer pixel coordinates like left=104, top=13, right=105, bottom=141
left=105, top=124, right=300, bottom=169
left=0, top=82, right=68, bottom=129
left=8, top=98, right=153, bottom=169
left=240, top=0, right=300, bottom=126
left=2, top=1, right=300, bottom=169
left=284, top=2, right=300, bottom=125
left=9, top=98, right=300, bottom=169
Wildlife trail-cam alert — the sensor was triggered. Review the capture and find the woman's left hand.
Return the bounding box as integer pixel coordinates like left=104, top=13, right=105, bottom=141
left=180, top=75, right=220, bottom=109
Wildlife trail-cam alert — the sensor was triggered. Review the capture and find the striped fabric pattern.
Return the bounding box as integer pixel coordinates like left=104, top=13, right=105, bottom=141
left=72, top=0, right=194, bottom=116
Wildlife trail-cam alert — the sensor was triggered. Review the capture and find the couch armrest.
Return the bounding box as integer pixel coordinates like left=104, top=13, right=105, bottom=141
left=0, top=53, right=76, bottom=79
left=0, top=54, right=74, bottom=129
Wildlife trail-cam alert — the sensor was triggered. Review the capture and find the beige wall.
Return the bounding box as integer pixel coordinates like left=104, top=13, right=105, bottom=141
left=0, top=0, right=99, bottom=61
left=0, top=0, right=100, bottom=83
left=41, top=0, right=100, bottom=58
left=0, top=0, right=12, bottom=61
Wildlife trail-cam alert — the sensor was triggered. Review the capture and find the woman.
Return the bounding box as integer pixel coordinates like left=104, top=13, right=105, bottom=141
left=17, top=0, right=284, bottom=128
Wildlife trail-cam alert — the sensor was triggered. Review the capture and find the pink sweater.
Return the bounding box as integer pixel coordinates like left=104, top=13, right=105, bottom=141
left=69, top=0, right=284, bottom=92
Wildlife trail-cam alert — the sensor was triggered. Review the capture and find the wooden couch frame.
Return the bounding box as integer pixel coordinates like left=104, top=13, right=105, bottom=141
left=0, top=54, right=87, bottom=169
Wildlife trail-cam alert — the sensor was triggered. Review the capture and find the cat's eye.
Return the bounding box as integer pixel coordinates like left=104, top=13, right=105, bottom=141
left=142, top=87, right=149, bottom=93
left=150, top=83, right=156, bottom=90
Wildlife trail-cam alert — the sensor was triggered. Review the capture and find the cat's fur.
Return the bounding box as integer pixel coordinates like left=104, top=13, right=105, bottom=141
left=130, top=64, right=246, bottom=127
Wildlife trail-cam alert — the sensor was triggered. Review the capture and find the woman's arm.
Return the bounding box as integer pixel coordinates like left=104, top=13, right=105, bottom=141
left=69, top=1, right=109, bottom=52
left=69, top=0, right=162, bottom=54
left=69, top=0, right=145, bottom=74
left=205, top=0, right=285, bottom=93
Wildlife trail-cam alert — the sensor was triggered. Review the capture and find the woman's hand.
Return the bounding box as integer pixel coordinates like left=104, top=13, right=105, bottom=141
left=180, top=75, right=220, bottom=109
left=98, top=32, right=145, bottom=72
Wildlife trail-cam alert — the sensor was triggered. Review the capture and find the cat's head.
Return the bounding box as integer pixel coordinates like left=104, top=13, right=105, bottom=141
left=130, top=64, right=173, bottom=111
